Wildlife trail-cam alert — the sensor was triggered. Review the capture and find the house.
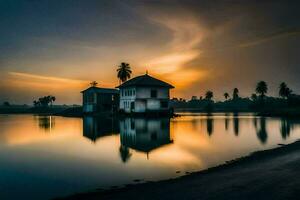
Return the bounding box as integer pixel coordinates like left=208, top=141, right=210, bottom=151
left=81, top=87, right=119, bottom=113
left=116, top=74, right=174, bottom=113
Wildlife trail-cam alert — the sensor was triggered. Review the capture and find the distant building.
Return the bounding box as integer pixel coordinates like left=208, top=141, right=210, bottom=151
left=116, top=74, right=174, bottom=113
left=81, top=87, right=119, bottom=113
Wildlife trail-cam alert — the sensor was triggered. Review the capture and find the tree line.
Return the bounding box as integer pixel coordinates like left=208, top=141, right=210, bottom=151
left=188, top=81, right=295, bottom=102
left=33, top=96, right=56, bottom=107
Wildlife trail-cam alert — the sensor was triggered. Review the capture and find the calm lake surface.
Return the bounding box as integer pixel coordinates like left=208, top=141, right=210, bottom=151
left=0, top=113, right=300, bottom=200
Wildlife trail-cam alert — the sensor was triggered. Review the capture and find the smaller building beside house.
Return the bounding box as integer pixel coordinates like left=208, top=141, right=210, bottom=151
left=81, top=87, right=119, bottom=113
left=116, top=73, right=174, bottom=114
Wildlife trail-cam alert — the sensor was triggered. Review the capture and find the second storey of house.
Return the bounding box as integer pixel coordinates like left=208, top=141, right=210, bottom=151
left=119, top=86, right=170, bottom=100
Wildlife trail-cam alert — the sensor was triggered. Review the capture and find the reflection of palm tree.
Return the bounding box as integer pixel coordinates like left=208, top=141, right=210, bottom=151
left=256, top=117, right=268, bottom=144
left=206, top=115, right=214, bottom=136
left=253, top=117, right=257, bottom=128
left=119, top=145, right=132, bottom=163
left=280, top=118, right=291, bottom=139
left=225, top=113, right=229, bottom=131
left=233, top=113, right=239, bottom=136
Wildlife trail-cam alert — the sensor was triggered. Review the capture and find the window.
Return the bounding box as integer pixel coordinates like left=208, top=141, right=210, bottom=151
left=133, top=89, right=135, bottom=96
left=151, top=90, right=157, bottom=98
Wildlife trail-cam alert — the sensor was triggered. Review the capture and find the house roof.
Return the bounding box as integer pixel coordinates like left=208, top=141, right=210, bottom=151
left=116, top=74, right=174, bottom=89
left=81, top=86, right=119, bottom=94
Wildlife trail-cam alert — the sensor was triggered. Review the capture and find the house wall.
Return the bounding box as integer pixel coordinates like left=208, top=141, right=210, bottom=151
left=83, top=91, right=97, bottom=113
left=83, top=90, right=119, bottom=113
left=136, top=87, right=169, bottom=99
left=119, top=87, right=170, bottom=113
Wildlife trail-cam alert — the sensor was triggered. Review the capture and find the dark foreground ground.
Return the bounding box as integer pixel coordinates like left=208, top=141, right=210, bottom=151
left=57, top=140, right=300, bottom=200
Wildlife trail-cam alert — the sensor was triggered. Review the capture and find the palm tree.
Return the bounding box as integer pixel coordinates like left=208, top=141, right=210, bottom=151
left=90, top=81, right=98, bottom=87
left=33, top=100, right=40, bottom=107
left=233, top=88, right=239, bottom=100
left=50, top=96, right=56, bottom=106
left=251, top=93, right=258, bottom=101
left=224, top=92, right=229, bottom=100
left=256, top=81, right=268, bottom=98
left=205, top=90, right=213, bottom=100
left=279, top=82, right=292, bottom=99
left=117, top=62, right=132, bottom=84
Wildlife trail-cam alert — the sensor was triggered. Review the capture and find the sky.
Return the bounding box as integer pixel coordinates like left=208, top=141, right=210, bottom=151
left=0, top=0, right=300, bottom=104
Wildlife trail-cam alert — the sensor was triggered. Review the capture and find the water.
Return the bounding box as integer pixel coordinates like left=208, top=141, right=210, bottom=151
left=0, top=113, right=300, bottom=200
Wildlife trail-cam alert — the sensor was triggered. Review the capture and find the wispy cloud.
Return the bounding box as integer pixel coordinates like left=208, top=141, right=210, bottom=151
left=239, top=28, right=300, bottom=48
left=143, top=14, right=206, bottom=88
left=9, top=72, right=88, bottom=84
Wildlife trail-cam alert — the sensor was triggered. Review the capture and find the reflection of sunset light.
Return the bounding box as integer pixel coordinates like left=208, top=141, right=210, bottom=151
left=1, top=116, right=82, bottom=146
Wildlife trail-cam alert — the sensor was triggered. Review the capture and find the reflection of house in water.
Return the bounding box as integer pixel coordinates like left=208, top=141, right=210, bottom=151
left=83, top=117, right=119, bottom=142
left=120, top=118, right=172, bottom=155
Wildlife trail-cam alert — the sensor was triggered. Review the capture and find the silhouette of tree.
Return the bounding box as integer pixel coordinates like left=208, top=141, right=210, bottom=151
left=279, top=82, right=292, bottom=99
left=224, top=92, right=229, bottom=100
left=90, top=81, right=98, bottom=87
left=50, top=96, right=56, bottom=106
left=205, top=90, right=213, bottom=100
left=33, top=100, right=40, bottom=107
left=34, top=95, right=56, bottom=107
left=119, top=145, right=132, bottom=163
left=3, top=101, right=10, bottom=106
left=251, top=93, right=257, bottom=101
left=117, top=62, right=132, bottom=84
left=256, top=81, right=268, bottom=98
left=233, top=88, right=239, bottom=100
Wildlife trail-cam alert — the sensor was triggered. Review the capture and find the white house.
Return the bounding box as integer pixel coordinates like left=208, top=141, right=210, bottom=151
left=116, top=74, right=174, bottom=113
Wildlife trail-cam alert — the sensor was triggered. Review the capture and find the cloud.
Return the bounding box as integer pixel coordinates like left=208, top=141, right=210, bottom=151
left=142, top=13, right=207, bottom=90
left=8, top=72, right=88, bottom=84
left=239, top=28, right=300, bottom=48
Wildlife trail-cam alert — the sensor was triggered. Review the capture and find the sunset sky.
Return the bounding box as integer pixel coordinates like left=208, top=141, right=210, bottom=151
left=1, top=0, right=300, bottom=104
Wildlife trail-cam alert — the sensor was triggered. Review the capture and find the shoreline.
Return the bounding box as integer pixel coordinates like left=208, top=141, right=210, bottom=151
left=56, top=140, right=300, bottom=200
